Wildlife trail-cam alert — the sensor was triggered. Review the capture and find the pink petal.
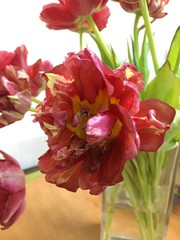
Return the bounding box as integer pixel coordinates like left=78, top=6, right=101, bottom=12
left=1, top=191, right=25, bottom=229
left=85, top=112, right=116, bottom=145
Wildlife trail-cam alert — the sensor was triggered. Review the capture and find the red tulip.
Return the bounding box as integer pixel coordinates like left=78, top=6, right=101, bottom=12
left=0, top=150, right=25, bottom=229
left=40, top=0, right=110, bottom=32
left=34, top=49, right=175, bottom=195
left=113, top=0, right=169, bottom=18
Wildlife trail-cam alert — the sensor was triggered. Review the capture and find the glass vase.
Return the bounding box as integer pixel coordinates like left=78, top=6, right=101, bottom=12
left=101, top=146, right=180, bottom=240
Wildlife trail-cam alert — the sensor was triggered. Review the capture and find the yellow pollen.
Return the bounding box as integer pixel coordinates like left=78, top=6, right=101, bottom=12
left=110, top=119, right=122, bottom=140
left=110, top=97, right=120, bottom=105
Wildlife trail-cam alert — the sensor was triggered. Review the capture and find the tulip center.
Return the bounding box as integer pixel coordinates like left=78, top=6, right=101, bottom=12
left=66, top=90, right=122, bottom=149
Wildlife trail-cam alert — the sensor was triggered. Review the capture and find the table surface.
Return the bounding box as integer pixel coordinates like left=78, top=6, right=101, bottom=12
left=0, top=176, right=179, bottom=240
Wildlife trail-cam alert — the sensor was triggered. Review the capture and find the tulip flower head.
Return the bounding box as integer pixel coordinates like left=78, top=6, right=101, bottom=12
left=34, top=49, right=175, bottom=195
left=0, top=150, right=25, bottom=229
left=0, top=45, right=53, bottom=128
left=40, top=0, right=110, bottom=32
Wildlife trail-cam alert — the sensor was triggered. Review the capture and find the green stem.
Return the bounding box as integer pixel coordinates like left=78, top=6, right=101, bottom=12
left=138, top=0, right=159, bottom=73
left=123, top=166, right=149, bottom=239
left=101, top=184, right=123, bottom=240
left=123, top=152, right=166, bottom=240
left=133, top=14, right=141, bottom=66
left=79, top=28, right=83, bottom=50
left=86, top=15, right=115, bottom=68
left=29, top=106, right=37, bottom=112
left=30, top=97, right=41, bottom=112
left=31, top=97, right=41, bottom=104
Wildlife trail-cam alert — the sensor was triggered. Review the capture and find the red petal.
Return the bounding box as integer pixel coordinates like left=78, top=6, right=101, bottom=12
left=120, top=82, right=140, bottom=115
left=135, top=98, right=175, bottom=127
left=65, top=0, right=108, bottom=16
left=91, top=6, right=110, bottom=31
left=64, top=49, right=112, bottom=103
left=134, top=98, right=175, bottom=151
left=40, top=3, right=76, bottom=30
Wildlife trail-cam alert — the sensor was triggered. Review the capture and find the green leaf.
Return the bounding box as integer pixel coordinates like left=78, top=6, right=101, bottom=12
left=131, top=36, right=137, bottom=66
left=127, top=40, right=134, bottom=64
left=90, top=34, right=119, bottom=69
left=144, top=61, right=180, bottom=109
left=138, top=33, right=149, bottom=85
left=166, top=26, right=180, bottom=76
left=109, top=45, right=120, bottom=68
left=159, top=110, right=180, bottom=151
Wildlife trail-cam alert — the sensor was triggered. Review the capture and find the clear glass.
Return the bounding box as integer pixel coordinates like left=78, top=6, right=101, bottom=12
left=101, top=147, right=180, bottom=240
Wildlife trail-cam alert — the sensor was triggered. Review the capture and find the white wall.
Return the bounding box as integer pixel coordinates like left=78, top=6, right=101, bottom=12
left=0, top=0, right=179, bottom=169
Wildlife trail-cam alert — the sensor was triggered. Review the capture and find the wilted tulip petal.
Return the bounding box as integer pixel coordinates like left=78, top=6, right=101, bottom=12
left=0, top=45, right=53, bottom=127
left=0, top=51, right=14, bottom=69
left=0, top=150, right=25, bottom=229
left=133, top=98, right=176, bottom=151
left=0, top=68, right=31, bottom=128
left=11, top=45, right=53, bottom=97
left=27, top=59, right=53, bottom=97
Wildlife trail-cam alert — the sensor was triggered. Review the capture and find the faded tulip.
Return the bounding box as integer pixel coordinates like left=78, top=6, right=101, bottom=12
left=113, top=0, right=169, bottom=18
left=0, top=150, right=25, bottom=229
left=0, top=45, right=53, bottom=128
left=34, top=49, right=175, bottom=195
left=40, top=0, right=110, bottom=32
left=8, top=45, right=53, bottom=97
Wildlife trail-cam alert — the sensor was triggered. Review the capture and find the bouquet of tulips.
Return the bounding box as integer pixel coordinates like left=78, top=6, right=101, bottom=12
left=0, top=0, right=179, bottom=235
